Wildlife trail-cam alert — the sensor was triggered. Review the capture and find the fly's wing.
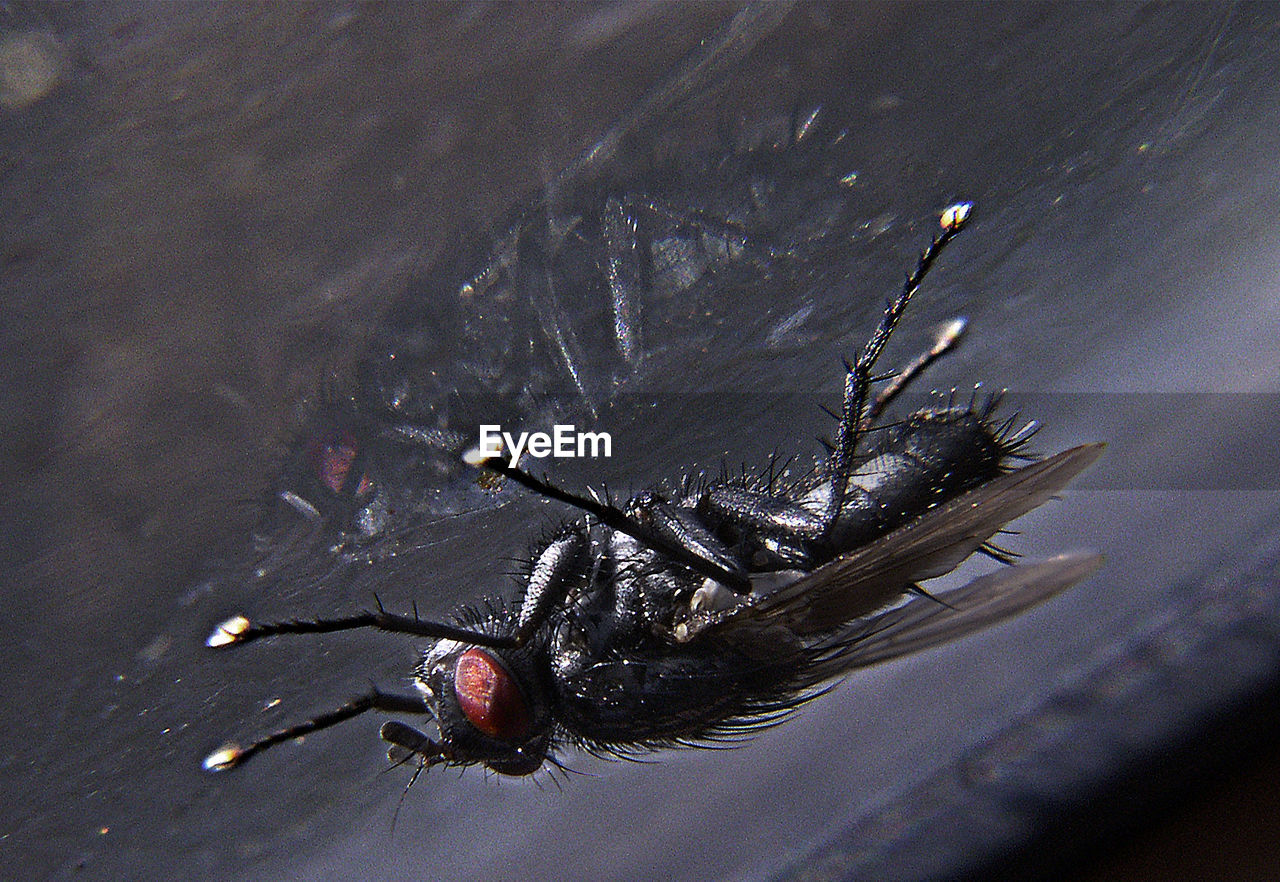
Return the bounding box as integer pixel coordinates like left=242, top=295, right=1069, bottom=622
left=810, top=551, right=1103, bottom=675
left=677, top=443, right=1104, bottom=642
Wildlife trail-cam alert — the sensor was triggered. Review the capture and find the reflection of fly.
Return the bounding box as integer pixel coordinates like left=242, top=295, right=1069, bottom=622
left=203, top=204, right=1103, bottom=780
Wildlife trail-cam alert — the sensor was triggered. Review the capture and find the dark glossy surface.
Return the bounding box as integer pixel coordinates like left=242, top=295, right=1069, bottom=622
left=3, top=4, right=1279, bottom=880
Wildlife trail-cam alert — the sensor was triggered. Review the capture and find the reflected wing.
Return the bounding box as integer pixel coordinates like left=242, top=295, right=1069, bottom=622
left=820, top=551, right=1103, bottom=672
left=683, top=443, right=1103, bottom=641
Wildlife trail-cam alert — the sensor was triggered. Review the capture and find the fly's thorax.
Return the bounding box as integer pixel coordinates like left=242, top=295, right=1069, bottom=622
left=414, top=636, right=554, bottom=776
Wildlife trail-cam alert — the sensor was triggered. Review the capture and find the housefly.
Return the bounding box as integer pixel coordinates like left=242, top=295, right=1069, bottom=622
left=202, top=203, right=1104, bottom=780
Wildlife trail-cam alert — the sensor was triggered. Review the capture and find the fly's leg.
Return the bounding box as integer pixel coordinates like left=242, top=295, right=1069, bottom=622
left=699, top=484, right=826, bottom=537
left=821, top=203, right=972, bottom=536
left=695, top=483, right=825, bottom=568
left=381, top=720, right=447, bottom=766
left=202, top=688, right=431, bottom=771
left=206, top=603, right=522, bottom=652
left=626, top=490, right=746, bottom=583
left=207, top=529, right=588, bottom=656
left=465, top=450, right=750, bottom=591
left=863, top=316, right=968, bottom=427
left=511, top=529, right=588, bottom=643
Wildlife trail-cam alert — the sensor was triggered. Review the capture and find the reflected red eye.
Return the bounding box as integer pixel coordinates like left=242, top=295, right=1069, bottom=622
left=454, top=648, right=531, bottom=740
left=307, top=428, right=373, bottom=496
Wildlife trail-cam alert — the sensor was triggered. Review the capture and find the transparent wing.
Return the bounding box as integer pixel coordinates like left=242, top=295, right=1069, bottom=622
left=682, top=443, right=1104, bottom=641
left=816, top=551, right=1104, bottom=673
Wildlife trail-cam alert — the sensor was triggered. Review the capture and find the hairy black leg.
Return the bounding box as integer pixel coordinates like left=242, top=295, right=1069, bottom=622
left=700, top=484, right=826, bottom=538
left=380, top=720, right=445, bottom=765
left=602, top=196, right=645, bottom=368
left=695, top=483, right=825, bottom=568
left=627, top=491, right=746, bottom=583
left=225, top=532, right=586, bottom=653
left=206, top=603, right=521, bottom=652
left=822, top=204, right=972, bottom=534
left=203, top=688, right=430, bottom=771
left=864, top=315, right=967, bottom=427
left=466, top=452, right=749, bottom=591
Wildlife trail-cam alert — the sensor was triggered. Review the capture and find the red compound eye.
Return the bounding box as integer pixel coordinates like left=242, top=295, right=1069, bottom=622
left=307, top=429, right=372, bottom=496
left=454, top=648, right=531, bottom=740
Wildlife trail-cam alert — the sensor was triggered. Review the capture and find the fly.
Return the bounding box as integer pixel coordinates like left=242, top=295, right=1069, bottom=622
left=203, top=203, right=1104, bottom=780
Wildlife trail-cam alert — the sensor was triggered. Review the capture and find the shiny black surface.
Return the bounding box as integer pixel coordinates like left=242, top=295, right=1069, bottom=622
left=3, top=4, right=1279, bottom=880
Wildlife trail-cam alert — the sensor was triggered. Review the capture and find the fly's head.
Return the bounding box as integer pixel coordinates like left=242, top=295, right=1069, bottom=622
left=406, top=637, right=554, bottom=776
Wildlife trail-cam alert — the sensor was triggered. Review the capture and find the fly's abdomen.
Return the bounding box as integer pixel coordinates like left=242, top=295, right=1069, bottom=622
left=820, top=404, right=1016, bottom=554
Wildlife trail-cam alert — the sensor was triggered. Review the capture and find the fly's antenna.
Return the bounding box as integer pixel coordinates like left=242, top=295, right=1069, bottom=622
left=205, top=606, right=520, bottom=652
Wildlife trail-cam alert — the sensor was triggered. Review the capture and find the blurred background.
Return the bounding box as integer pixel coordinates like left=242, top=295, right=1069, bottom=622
left=3, top=3, right=1279, bottom=880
